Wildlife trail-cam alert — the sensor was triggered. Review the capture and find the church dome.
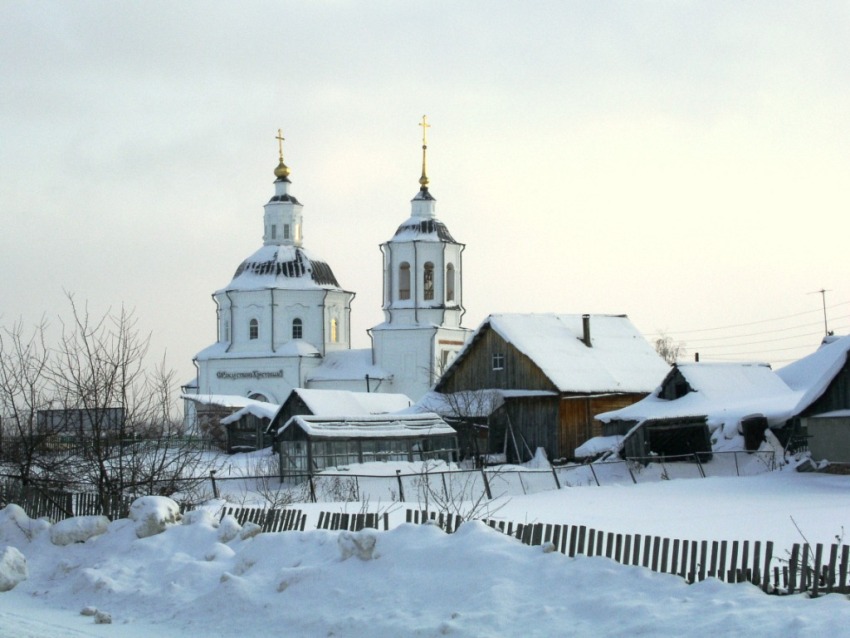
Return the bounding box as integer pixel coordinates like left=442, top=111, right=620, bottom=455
left=224, top=244, right=342, bottom=292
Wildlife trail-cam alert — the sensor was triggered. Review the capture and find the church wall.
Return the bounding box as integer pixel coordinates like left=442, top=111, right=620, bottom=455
left=197, top=357, right=302, bottom=405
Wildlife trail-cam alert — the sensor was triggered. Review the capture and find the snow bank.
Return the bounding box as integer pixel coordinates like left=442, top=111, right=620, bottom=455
left=50, top=515, right=110, bottom=546
left=0, top=504, right=50, bottom=547
left=0, top=545, right=27, bottom=591
left=128, top=496, right=182, bottom=538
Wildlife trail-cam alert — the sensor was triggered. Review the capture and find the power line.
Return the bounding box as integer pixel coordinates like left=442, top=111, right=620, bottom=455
left=646, top=299, right=850, bottom=337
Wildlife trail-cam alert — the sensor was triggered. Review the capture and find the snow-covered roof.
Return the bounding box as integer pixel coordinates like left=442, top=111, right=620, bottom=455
left=388, top=216, right=457, bottom=243
left=306, top=348, right=391, bottom=382
left=219, top=245, right=344, bottom=293
left=195, top=339, right=321, bottom=361
left=410, top=389, right=558, bottom=418
left=776, top=334, right=850, bottom=409
left=596, top=362, right=802, bottom=429
left=181, top=394, right=269, bottom=409
left=220, top=401, right=280, bottom=425
left=277, top=413, right=456, bottom=439
left=452, top=313, right=670, bottom=394
left=287, top=388, right=412, bottom=416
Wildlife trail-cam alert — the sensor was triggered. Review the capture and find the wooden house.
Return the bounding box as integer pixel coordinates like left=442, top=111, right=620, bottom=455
left=597, top=334, right=850, bottom=461
left=432, top=313, right=670, bottom=463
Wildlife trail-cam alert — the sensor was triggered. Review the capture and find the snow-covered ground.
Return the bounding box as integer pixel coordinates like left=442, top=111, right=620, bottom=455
left=3, top=464, right=850, bottom=636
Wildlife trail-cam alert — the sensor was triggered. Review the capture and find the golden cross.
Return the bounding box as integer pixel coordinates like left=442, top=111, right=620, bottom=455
left=276, top=128, right=285, bottom=161
left=419, top=115, right=430, bottom=147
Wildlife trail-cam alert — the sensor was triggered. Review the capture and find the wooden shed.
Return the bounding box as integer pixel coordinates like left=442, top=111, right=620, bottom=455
left=597, top=335, right=850, bottom=460
left=433, top=313, right=669, bottom=463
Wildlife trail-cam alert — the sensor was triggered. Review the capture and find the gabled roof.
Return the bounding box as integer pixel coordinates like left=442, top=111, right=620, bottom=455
left=596, top=362, right=801, bottom=428
left=441, top=313, right=669, bottom=394
left=285, top=388, right=412, bottom=416
left=276, top=413, right=455, bottom=439
left=597, top=335, right=850, bottom=432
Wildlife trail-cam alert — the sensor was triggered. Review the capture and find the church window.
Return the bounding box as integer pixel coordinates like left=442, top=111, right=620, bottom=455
left=223, top=320, right=230, bottom=342
left=492, top=353, right=505, bottom=371
left=399, top=262, right=411, bottom=300
left=292, top=318, right=303, bottom=339
left=249, top=318, right=259, bottom=340
left=271, top=225, right=277, bottom=239
left=283, top=224, right=290, bottom=240
left=330, top=318, right=338, bottom=343
left=423, top=262, right=435, bottom=300
left=446, top=263, right=455, bottom=302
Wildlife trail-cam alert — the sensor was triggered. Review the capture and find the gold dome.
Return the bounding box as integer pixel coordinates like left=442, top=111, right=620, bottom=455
left=274, top=160, right=290, bottom=179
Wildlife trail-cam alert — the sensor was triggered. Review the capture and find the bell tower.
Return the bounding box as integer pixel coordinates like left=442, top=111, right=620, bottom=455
left=369, top=116, right=471, bottom=399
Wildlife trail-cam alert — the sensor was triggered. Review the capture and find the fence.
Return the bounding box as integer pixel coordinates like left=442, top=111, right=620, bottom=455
left=283, top=450, right=776, bottom=504
left=4, top=484, right=845, bottom=599
left=218, top=504, right=306, bottom=532
left=402, top=508, right=848, bottom=598
left=0, top=479, right=132, bottom=521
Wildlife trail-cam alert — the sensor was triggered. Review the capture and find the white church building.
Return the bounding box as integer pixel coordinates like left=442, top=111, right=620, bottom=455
left=186, top=122, right=471, bottom=419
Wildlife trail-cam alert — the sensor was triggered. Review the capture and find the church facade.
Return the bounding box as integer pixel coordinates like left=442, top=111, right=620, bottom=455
left=188, top=122, right=471, bottom=413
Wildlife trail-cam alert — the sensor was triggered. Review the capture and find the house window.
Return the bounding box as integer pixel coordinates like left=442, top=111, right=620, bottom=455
left=292, top=318, right=302, bottom=339
left=446, top=263, right=455, bottom=302
left=492, top=353, right=505, bottom=371
left=423, top=262, right=435, bottom=300
left=249, top=318, right=259, bottom=340
left=330, top=318, right=338, bottom=343
left=399, top=262, right=411, bottom=300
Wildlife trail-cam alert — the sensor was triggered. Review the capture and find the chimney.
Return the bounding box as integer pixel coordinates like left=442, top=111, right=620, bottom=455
left=582, top=314, right=592, bottom=347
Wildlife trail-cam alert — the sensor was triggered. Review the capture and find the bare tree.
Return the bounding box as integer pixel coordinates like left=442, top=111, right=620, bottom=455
left=0, top=318, right=71, bottom=485
left=45, top=295, right=203, bottom=506
left=654, top=333, right=685, bottom=365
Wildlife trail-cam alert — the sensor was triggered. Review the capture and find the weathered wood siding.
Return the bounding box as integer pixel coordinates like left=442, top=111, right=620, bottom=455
left=436, top=326, right=559, bottom=394
left=559, top=394, right=649, bottom=461
left=503, top=396, right=560, bottom=463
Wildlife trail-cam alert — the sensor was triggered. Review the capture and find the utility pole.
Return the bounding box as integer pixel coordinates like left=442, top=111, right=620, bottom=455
left=809, top=288, right=832, bottom=336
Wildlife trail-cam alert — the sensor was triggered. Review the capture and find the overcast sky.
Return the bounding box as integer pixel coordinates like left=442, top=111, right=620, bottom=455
left=2, top=1, right=849, bottom=385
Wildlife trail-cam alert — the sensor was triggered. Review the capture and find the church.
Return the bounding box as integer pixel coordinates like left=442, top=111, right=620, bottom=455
left=185, top=120, right=472, bottom=422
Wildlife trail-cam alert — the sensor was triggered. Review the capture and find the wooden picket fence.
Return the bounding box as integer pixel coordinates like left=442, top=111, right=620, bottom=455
left=0, top=479, right=132, bottom=521
left=317, top=511, right=390, bottom=532
left=405, top=509, right=464, bottom=533
left=475, top=516, right=850, bottom=598
left=218, top=505, right=306, bottom=532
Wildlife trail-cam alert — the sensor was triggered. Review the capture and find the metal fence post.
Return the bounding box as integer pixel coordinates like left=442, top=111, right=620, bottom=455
left=395, top=469, right=405, bottom=502
left=480, top=467, right=493, bottom=500
left=209, top=470, right=219, bottom=499
left=693, top=453, right=706, bottom=478
left=551, top=465, right=562, bottom=490
left=588, top=463, right=601, bottom=487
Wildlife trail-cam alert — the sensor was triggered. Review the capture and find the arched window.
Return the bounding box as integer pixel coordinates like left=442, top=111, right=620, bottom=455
left=249, top=318, right=259, bottom=340
left=423, top=262, right=435, bottom=300
left=446, top=263, right=455, bottom=302
left=399, top=262, right=411, bottom=300
left=330, top=318, right=338, bottom=343
left=292, top=318, right=303, bottom=340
